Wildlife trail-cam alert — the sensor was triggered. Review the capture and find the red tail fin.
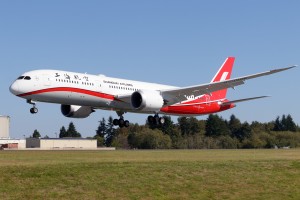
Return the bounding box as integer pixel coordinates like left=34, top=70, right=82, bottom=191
left=210, top=57, right=235, bottom=100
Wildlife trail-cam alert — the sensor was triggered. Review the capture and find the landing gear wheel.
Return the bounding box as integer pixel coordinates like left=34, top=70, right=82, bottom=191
left=159, top=117, right=165, bottom=125
left=114, top=111, right=130, bottom=128
left=147, top=115, right=154, bottom=124
left=118, top=118, right=125, bottom=128
left=113, top=119, right=119, bottom=126
left=124, top=120, right=130, bottom=127
left=30, top=107, right=38, bottom=114
left=154, top=115, right=159, bottom=124
left=148, top=114, right=165, bottom=125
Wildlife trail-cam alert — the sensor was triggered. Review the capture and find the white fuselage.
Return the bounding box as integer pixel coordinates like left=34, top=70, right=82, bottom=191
left=10, top=69, right=178, bottom=114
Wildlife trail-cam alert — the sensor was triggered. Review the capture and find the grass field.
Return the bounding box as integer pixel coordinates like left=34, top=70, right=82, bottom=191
left=0, top=149, right=299, bottom=200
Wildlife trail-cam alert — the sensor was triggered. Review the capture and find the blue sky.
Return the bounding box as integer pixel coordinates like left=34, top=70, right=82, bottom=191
left=1, top=1, right=299, bottom=138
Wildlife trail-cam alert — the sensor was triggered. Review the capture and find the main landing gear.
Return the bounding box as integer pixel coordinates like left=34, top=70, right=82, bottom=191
left=113, top=112, right=165, bottom=128
left=27, top=99, right=38, bottom=114
left=113, top=111, right=130, bottom=128
left=147, top=114, right=165, bottom=125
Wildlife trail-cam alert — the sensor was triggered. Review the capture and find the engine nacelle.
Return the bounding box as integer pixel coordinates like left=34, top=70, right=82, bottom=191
left=61, top=105, right=94, bottom=118
left=131, top=90, right=164, bottom=112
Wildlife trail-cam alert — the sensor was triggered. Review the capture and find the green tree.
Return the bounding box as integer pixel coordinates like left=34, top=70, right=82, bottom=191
left=128, top=127, right=171, bottom=149
left=93, top=135, right=104, bottom=147
left=284, top=114, right=297, bottom=132
left=273, top=116, right=282, bottom=131
left=141, top=129, right=172, bottom=149
left=177, top=117, right=201, bottom=135
left=272, top=131, right=300, bottom=148
left=96, top=118, right=106, bottom=137
left=217, top=135, right=240, bottom=149
left=67, top=122, right=81, bottom=137
left=32, top=129, right=41, bottom=138
left=189, top=117, right=201, bottom=135
left=59, top=126, right=67, bottom=138
left=105, top=116, right=116, bottom=146
left=154, top=116, right=177, bottom=136
left=281, top=115, right=287, bottom=131
left=239, top=122, right=252, bottom=140
left=112, top=126, right=130, bottom=149
left=205, top=114, right=230, bottom=137
left=273, top=114, right=297, bottom=132
left=178, top=117, right=190, bottom=135
left=228, top=114, right=241, bottom=138
left=169, top=128, right=185, bottom=149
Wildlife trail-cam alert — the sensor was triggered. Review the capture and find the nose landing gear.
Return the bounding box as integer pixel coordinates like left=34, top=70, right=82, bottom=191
left=30, top=107, right=38, bottom=114
left=27, top=99, right=38, bottom=114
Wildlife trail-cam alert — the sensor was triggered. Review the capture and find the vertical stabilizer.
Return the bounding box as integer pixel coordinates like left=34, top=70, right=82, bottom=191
left=210, top=57, right=235, bottom=100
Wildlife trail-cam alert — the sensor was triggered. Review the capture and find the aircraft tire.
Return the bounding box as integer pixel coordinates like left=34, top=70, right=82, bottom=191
left=148, top=115, right=154, bottom=124
left=113, top=119, right=119, bottom=126
left=119, top=118, right=125, bottom=128
left=159, top=117, right=165, bottom=125
left=30, top=107, right=38, bottom=114
left=124, top=120, right=130, bottom=127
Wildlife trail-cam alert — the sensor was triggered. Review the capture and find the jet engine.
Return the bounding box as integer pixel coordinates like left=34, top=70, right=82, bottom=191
left=131, top=90, right=164, bottom=112
left=61, top=105, right=94, bottom=118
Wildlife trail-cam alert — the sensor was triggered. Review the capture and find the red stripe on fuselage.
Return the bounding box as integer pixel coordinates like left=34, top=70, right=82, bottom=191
left=17, top=87, right=116, bottom=101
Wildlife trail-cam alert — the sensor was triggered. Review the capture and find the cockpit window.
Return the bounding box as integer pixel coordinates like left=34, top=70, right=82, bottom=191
left=17, top=76, right=31, bottom=80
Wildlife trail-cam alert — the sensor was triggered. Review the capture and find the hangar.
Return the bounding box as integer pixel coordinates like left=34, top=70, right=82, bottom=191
left=26, top=138, right=97, bottom=150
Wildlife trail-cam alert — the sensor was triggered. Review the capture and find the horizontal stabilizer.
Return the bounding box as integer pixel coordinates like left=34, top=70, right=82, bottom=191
left=221, top=96, right=270, bottom=106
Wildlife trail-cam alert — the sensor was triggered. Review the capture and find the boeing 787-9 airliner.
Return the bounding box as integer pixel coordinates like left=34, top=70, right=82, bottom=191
left=9, top=57, right=296, bottom=127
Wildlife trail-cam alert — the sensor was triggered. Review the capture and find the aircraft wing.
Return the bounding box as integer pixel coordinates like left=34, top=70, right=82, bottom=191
left=161, top=65, right=296, bottom=105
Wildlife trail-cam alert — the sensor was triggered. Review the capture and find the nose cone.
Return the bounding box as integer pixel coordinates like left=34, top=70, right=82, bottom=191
left=9, top=81, right=19, bottom=95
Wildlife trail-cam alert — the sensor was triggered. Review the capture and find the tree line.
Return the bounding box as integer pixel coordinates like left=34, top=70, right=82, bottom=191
left=31, top=114, right=300, bottom=149
left=31, top=122, right=81, bottom=138
left=94, top=114, right=300, bottom=149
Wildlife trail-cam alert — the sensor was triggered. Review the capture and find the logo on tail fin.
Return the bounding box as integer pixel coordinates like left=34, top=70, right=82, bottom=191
left=220, top=72, right=229, bottom=81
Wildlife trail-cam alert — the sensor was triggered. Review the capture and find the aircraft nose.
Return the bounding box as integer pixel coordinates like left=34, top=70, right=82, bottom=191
left=9, top=81, right=19, bottom=95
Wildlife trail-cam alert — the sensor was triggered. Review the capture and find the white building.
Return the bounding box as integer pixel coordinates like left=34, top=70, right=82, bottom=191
left=0, top=139, right=26, bottom=149
left=0, top=116, right=10, bottom=138
left=26, top=138, right=97, bottom=150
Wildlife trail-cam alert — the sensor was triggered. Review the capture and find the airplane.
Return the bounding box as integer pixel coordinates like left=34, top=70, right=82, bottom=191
left=9, top=57, right=296, bottom=128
